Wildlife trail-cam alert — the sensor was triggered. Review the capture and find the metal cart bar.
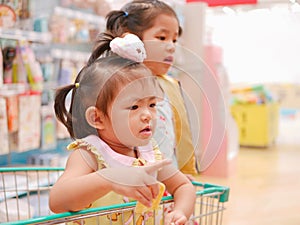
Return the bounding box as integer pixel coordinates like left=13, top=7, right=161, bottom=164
left=0, top=167, right=229, bottom=225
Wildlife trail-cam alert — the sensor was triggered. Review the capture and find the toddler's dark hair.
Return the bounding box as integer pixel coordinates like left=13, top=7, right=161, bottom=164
left=54, top=56, right=157, bottom=139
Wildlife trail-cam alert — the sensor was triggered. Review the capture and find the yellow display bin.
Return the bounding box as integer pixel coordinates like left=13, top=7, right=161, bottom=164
left=230, top=103, right=279, bottom=147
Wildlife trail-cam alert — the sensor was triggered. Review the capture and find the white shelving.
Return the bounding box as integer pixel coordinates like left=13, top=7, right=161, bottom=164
left=0, top=28, right=52, bottom=43
left=50, top=48, right=90, bottom=61
left=53, top=6, right=105, bottom=26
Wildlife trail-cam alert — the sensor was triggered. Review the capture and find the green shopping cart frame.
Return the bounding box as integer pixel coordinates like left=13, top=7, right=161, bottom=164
left=0, top=167, right=229, bottom=225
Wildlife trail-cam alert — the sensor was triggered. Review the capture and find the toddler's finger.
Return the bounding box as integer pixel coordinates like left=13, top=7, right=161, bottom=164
left=173, top=216, right=187, bottom=225
left=148, top=183, right=159, bottom=198
left=164, top=213, right=174, bottom=225
left=136, top=188, right=152, bottom=207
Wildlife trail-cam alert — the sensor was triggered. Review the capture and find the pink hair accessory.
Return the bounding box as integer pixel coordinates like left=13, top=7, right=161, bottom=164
left=110, top=33, right=147, bottom=63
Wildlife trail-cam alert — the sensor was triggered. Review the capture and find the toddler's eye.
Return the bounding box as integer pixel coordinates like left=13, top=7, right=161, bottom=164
left=157, top=36, right=166, bottom=41
left=150, top=103, right=156, bottom=108
left=130, top=105, right=138, bottom=110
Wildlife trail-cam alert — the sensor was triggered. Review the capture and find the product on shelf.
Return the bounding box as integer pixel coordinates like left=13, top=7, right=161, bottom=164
left=17, top=91, right=41, bottom=152
left=60, top=0, right=112, bottom=17
left=0, top=4, right=16, bottom=28
left=18, top=40, right=43, bottom=91
left=41, top=105, right=57, bottom=150
left=0, top=84, right=42, bottom=152
left=1, top=90, right=19, bottom=133
left=0, top=47, right=3, bottom=85
left=0, top=97, right=9, bottom=155
left=231, top=84, right=274, bottom=105
left=2, top=46, right=16, bottom=84
left=49, top=6, right=104, bottom=44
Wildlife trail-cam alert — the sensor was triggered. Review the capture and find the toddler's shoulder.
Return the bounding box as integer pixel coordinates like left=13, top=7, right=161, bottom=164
left=67, top=139, right=107, bottom=170
left=67, top=139, right=88, bottom=151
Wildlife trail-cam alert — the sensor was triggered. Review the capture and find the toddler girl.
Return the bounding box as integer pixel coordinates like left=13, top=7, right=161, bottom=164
left=49, top=34, right=195, bottom=225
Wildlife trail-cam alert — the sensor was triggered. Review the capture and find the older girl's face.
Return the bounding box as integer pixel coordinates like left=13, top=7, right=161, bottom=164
left=99, top=77, right=160, bottom=153
left=142, top=14, right=179, bottom=75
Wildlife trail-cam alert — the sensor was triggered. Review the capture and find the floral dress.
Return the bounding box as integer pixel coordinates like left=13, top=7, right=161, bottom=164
left=66, top=135, right=166, bottom=225
left=154, top=94, right=178, bottom=168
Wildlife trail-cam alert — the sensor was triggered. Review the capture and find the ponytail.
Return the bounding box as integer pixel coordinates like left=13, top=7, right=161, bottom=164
left=87, top=32, right=115, bottom=66
left=54, top=84, right=76, bottom=138
left=87, top=10, right=129, bottom=66
left=106, top=10, right=128, bottom=35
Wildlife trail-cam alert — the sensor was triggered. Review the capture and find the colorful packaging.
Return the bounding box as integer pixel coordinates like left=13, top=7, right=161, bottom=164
left=4, top=91, right=19, bottom=133
left=0, top=4, right=16, bottom=28
left=17, top=92, right=41, bottom=152
left=0, top=97, right=9, bottom=154
left=41, top=105, right=57, bottom=150
left=18, top=41, right=43, bottom=91
left=0, top=47, right=3, bottom=86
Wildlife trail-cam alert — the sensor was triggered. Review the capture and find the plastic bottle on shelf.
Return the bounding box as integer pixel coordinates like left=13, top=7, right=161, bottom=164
left=0, top=47, right=3, bottom=86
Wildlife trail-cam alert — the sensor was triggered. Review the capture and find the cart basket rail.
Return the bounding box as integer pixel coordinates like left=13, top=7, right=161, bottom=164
left=0, top=167, right=229, bottom=225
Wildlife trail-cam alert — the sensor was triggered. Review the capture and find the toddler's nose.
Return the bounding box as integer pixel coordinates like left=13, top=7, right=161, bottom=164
left=141, top=109, right=152, bottom=122
left=166, top=42, right=175, bottom=53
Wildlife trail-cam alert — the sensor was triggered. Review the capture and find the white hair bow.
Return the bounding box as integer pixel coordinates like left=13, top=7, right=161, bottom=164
left=110, top=33, right=147, bottom=63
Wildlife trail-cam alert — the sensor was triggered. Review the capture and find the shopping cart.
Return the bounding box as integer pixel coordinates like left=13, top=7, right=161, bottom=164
left=0, top=167, right=229, bottom=225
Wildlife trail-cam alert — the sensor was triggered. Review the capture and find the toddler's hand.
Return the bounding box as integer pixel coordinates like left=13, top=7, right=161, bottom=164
left=164, top=209, right=188, bottom=225
left=97, top=159, right=171, bottom=207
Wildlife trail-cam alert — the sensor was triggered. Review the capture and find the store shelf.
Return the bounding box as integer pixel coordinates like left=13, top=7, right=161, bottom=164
left=0, top=139, right=71, bottom=166
left=0, top=28, right=52, bottom=43
left=50, top=48, right=91, bottom=61
left=0, top=1, right=104, bottom=164
left=54, top=6, right=105, bottom=25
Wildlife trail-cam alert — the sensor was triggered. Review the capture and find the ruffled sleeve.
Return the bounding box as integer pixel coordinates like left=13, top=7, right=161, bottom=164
left=67, top=139, right=108, bottom=170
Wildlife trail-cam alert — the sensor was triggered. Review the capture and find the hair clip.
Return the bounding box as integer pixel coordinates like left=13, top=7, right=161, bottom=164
left=123, top=11, right=129, bottom=17
left=110, top=33, right=147, bottom=63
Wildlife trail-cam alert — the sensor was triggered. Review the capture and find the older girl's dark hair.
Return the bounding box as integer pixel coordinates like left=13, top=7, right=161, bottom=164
left=88, top=0, right=182, bottom=66
left=110, top=0, right=182, bottom=38
left=54, top=56, right=157, bottom=139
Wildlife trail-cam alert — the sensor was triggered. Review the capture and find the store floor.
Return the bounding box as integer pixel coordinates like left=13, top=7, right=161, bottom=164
left=195, top=113, right=300, bottom=225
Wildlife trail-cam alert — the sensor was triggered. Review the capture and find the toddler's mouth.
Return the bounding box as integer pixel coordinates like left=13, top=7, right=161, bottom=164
left=140, top=126, right=151, bottom=133
left=163, top=56, right=174, bottom=64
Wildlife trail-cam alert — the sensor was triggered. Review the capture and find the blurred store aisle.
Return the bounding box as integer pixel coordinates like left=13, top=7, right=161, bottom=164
left=196, top=112, right=300, bottom=225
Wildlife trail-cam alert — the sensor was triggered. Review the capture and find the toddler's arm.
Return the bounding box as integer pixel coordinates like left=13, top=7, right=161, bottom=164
left=49, top=150, right=113, bottom=212
left=162, top=170, right=196, bottom=225
left=49, top=150, right=171, bottom=213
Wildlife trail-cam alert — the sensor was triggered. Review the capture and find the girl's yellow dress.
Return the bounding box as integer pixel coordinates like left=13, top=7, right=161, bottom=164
left=66, top=135, right=168, bottom=225
left=157, top=75, right=197, bottom=175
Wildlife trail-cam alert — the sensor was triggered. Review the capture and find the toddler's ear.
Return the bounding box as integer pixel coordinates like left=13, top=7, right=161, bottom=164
left=85, top=106, right=105, bottom=129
